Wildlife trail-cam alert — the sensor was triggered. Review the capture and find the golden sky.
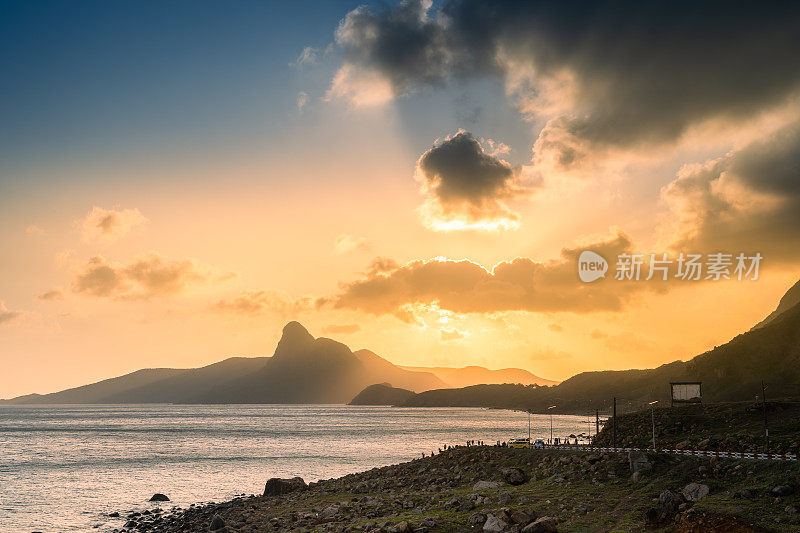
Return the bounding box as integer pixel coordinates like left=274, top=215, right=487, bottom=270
left=2, top=1, right=799, bottom=398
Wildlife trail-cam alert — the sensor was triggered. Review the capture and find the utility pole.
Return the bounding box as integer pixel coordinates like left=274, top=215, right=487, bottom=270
left=596, top=409, right=600, bottom=436
left=762, top=381, right=769, bottom=452
left=528, top=410, right=531, bottom=442
left=648, top=400, right=658, bottom=451
left=612, top=397, right=617, bottom=448
left=547, top=405, right=556, bottom=444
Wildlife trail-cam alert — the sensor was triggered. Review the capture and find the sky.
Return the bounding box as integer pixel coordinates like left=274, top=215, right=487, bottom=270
left=1, top=0, right=799, bottom=398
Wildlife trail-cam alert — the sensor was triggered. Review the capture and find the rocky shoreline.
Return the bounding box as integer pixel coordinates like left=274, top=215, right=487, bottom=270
left=107, top=444, right=800, bottom=532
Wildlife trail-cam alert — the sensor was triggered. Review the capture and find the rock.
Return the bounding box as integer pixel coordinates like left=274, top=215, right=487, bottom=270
left=389, top=521, right=410, bottom=533
left=149, top=493, right=170, bottom=502
left=108, top=512, right=120, bottom=517
left=773, top=485, right=795, bottom=497
left=469, top=513, right=487, bottom=525
left=682, top=483, right=710, bottom=502
left=483, top=514, right=508, bottom=532
left=786, top=506, right=799, bottom=514
left=628, top=450, right=652, bottom=475
left=522, top=516, right=558, bottom=532
left=209, top=514, right=226, bottom=531
left=501, top=467, right=529, bottom=485
left=510, top=509, right=533, bottom=525
left=474, top=480, right=503, bottom=491
left=422, top=516, right=437, bottom=527
left=733, top=488, right=757, bottom=499
left=320, top=504, right=339, bottom=518
left=458, top=499, right=476, bottom=512
left=263, top=476, right=307, bottom=496
left=631, top=471, right=647, bottom=483
left=497, top=491, right=511, bottom=504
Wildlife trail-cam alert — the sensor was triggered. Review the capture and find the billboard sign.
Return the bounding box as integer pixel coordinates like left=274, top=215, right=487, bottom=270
left=670, top=382, right=702, bottom=405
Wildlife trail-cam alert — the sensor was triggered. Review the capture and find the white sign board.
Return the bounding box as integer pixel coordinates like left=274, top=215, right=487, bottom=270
left=671, top=382, right=701, bottom=403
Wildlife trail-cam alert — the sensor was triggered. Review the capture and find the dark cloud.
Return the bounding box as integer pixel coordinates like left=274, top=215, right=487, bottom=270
left=37, top=288, right=65, bottom=301
left=0, top=301, right=21, bottom=325
left=416, top=131, right=529, bottom=229
left=77, top=206, right=147, bottom=244
left=662, top=119, right=800, bottom=261
left=332, top=0, right=800, bottom=165
left=71, top=254, right=219, bottom=299
left=334, top=232, right=663, bottom=315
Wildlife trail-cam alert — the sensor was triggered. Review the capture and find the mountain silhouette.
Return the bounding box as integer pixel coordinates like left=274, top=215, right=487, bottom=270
left=3, top=322, right=481, bottom=404
left=402, top=279, right=800, bottom=410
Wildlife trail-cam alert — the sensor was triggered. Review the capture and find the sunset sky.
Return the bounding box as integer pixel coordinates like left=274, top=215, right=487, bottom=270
left=2, top=0, right=799, bottom=398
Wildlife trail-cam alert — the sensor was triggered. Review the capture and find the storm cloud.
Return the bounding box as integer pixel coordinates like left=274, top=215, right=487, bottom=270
left=662, top=118, right=800, bottom=261
left=416, top=131, right=529, bottom=229
left=331, top=0, right=800, bottom=169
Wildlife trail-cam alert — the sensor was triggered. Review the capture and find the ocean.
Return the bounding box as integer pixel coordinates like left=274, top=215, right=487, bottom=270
left=0, top=405, right=595, bottom=532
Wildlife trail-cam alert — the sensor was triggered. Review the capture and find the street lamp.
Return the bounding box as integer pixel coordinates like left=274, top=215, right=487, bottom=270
left=528, top=410, right=531, bottom=442
left=547, top=405, right=556, bottom=444
left=648, top=401, right=658, bottom=451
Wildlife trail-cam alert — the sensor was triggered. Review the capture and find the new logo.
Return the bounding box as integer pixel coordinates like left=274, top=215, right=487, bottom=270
left=578, top=250, right=608, bottom=283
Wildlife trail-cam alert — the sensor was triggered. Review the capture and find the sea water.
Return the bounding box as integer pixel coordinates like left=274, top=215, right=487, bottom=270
left=0, top=405, right=594, bottom=532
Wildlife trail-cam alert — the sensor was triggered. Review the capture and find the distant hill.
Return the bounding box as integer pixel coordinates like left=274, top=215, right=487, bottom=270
left=1, top=322, right=456, bottom=404
left=399, top=365, right=557, bottom=387
left=354, top=350, right=446, bottom=391
left=401, top=280, right=800, bottom=411
left=348, top=383, right=415, bottom=405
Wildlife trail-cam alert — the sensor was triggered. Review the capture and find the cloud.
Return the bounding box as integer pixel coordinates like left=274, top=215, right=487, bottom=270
left=416, top=131, right=531, bottom=230
left=38, top=288, right=65, bottom=301
left=71, top=253, right=220, bottom=299
left=334, top=231, right=662, bottom=316
left=25, top=225, right=45, bottom=236
left=440, top=327, right=468, bottom=341
left=661, top=119, right=800, bottom=261
left=330, top=0, right=800, bottom=175
left=292, top=46, right=319, bottom=68
left=326, top=63, right=395, bottom=108
left=334, top=234, right=372, bottom=254
left=296, top=91, right=309, bottom=113
left=0, top=301, right=21, bottom=325
left=322, top=324, right=361, bottom=335
left=214, top=290, right=313, bottom=317
left=77, top=206, right=148, bottom=244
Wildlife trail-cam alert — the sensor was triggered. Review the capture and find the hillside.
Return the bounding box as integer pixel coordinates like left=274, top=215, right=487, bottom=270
left=399, top=365, right=557, bottom=387
left=401, top=281, right=800, bottom=411
left=348, top=383, right=415, bottom=405
left=592, top=400, right=800, bottom=456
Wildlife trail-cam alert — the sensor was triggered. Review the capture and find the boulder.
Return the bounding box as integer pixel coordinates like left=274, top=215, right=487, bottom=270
left=522, top=516, right=558, bottom=532
left=510, top=509, right=533, bottom=525
left=681, top=483, right=710, bottom=502
left=389, top=521, right=410, bottom=533
left=458, top=499, right=476, bottom=512
left=628, top=450, right=652, bottom=474
left=209, top=514, right=226, bottom=531
left=474, top=480, right=503, bottom=491
left=483, top=514, right=508, bottom=532
left=469, top=513, right=487, bottom=525
left=149, top=493, right=170, bottom=502
left=773, top=485, right=795, bottom=497
left=501, top=467, right=529, bottom=485
left=263, top=476, right=307, bottom=496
